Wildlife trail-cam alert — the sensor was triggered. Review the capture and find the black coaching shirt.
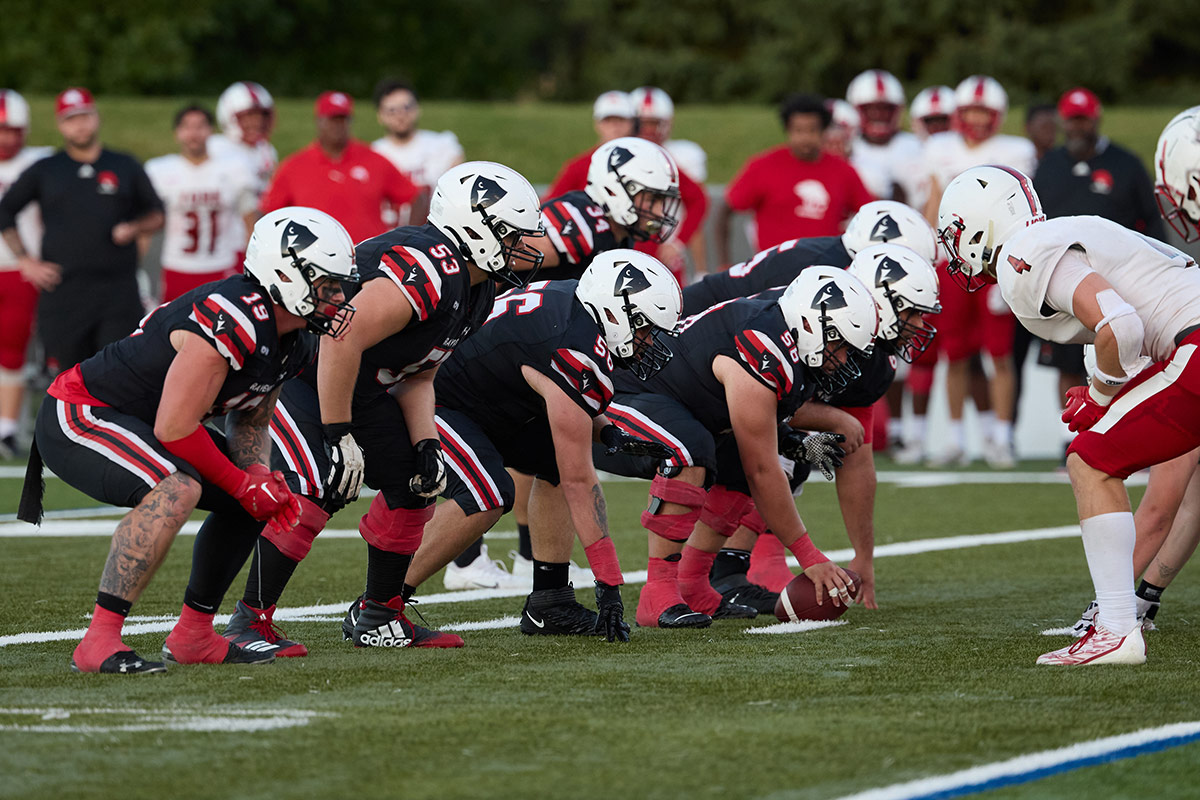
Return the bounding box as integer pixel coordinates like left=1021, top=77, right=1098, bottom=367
left=1033, top=138, right=1165, bottom=238
left=0, top=149, right=162, bottom=276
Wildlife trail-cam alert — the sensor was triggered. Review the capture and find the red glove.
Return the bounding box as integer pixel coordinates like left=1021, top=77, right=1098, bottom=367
left=1061, top=385, right=1111, bottom=433
left=233, top=464, right=301, bottom=533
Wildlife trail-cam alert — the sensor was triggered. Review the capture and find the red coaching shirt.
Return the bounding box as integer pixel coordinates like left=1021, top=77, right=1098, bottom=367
left=262, top=139, right=418, bottom=243
left=726, top=147, right=873, bottom=251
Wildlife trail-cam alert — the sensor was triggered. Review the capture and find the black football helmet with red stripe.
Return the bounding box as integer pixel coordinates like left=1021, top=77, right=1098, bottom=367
left=244, top=207, right=359, bottom=337
left=936, top=165, right=1045, bottom=292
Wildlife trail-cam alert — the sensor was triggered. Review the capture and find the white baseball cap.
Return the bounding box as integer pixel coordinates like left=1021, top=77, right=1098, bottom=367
left=593, top=90, right=635, bottom=120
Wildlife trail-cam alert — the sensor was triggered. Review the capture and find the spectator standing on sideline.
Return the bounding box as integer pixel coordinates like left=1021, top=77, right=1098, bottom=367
left=371, top=80, right=464, bottom=226
left=630, top=86, right=709, bottom=281
left=544, top=91, right=636, bottom=200
left=0, top=90, right=52, bottom=456
left=144, top=106, right=258, bottom=302
left=1032, top=87, right=1166, bottom=452
left=717, top=94, right=873, bottom=268
left=262, top=91, right=418, bottom=244
left=0, top=88, right=163, bottom=375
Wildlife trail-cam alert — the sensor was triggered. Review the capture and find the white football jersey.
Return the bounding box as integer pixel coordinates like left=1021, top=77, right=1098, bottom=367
left=850, top=131, right=926, bottom=208
left=371, top=129, right=463, bottom=188
left=207, top=134, right=278, bottom=196
left=999, top=216, right=1200, bottom=362
left=145, top=154, right=257, bottom=273
left=665, top=139, right=708, bottom=182
left=924, top=131, right=1036, bottom=193
left=0, top=146, right=53, bottom=269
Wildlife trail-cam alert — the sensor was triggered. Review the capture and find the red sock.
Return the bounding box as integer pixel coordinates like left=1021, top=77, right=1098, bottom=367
left=164, top=605, right=229, bottom=664
left=636, top=557, right=687, bottom=627
left=677, top=546, right=722, bottom=615
left=72, top=605, right=127, bottom=672
left=748, top=534, right=795, bottom=593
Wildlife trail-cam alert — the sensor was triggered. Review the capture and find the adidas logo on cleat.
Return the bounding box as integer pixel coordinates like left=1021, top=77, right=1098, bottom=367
left=357, top=619, right=413, bottom=648
left=240, top=640, right=280, bottom=653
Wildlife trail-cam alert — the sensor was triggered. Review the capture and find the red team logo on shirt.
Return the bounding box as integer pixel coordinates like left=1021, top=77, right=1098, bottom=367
left=1089, top=169, right=1114, bottom=195
left=1007, top=255, right=1032, bottom=274
left=96, top=170, right=119, bottom=195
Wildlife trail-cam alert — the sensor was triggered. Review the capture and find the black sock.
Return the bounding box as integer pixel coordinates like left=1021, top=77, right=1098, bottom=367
left=365, top=545, right=413, bottom=603
left=453, top=536, right=484, bottom=568
left=711, top=548, right=751, bottom=581
left=96, top=591, right=131, bottom=617
left=518, top=524, right=532, bottom=560
left=242, top=538, right=300, bottom=610
left=533, top=560, right=569, bottom=591
left=184, top=511, right=264, bottom=614
left=401, top=583, right=417, bottom=601
left=1136, top=580, right=1165, bottom=603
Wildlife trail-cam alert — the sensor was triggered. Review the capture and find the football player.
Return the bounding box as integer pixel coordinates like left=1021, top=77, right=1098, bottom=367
left=909, top=86, right=956, bottom=141
left=0, top=89, right=52, bottom=457
left=397, top=251, right=682, bottom=642
left=922, top=76, right=1036, bottom=468
left=596, top=267, right=876, bottom=627
left=17, top=207, right=357, bottom=673
left=214, top=161, right=546, bottom=653
left=938, top=164, right=1200, bottom=665
left=208, top=81, right=277, bottom=197
left=845, top=69, right=925, bottom=207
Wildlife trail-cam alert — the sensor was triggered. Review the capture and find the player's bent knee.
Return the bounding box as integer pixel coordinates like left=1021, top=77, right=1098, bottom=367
left=641, top=474, right=708, bottom=542
left=698, top=484, right=753, bottom=537
left=359, top=493, right=435, bottom=554
left=152, top=471, right=203, bottom=516
left=263, top=497, right=330, bottom=562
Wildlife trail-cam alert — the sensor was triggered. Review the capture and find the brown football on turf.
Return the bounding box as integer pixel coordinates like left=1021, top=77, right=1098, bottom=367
left=773, top=568, right=861, bottom=623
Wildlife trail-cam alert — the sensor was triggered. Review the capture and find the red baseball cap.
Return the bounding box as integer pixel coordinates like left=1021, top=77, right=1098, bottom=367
left=1058, top=87, right=1102, bottom=120
left=56, top=87, right=96, bottom=119
left=315, top=91, right=354, bottom=118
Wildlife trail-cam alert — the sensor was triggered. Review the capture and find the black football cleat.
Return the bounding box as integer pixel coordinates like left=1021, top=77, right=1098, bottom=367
left=520, top=586, right=600, bottom=635
left=341, top=595, right=363, bottom=641
left=711, top=596, right=758, bottom=620
left=652, top=603, right=712, bottom=629
left=70, top=649, right=167, bottom=675
left=351, top=596, right=464, bottom=648
left=162, top=640, right=275, bottom=665
left=711, top=574, right=778, bottom=615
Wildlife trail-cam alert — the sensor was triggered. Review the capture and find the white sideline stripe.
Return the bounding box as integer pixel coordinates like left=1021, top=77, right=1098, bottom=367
left=0, top=706, right=335, bottom=734
left=830, top=721, right=1200, bottom=800
left=745, top=620, right=847, bottom=634
left=1042, top=626, right=1077, bottom=637
left=0, top=520, right=518, bottom=540
left=0, top=525, right=1081, bottom=648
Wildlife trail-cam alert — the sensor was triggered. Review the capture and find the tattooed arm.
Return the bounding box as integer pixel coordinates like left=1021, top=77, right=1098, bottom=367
left=225, top=385, right=281, bottom=470
left=521, top=365, right=610, bottom=548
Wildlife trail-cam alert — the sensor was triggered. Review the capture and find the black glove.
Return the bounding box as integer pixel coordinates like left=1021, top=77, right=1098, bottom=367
left=409, top=438, right=447, bottom=498
left=323, top=422, right=364, bottom=506
left=780, top=430, right=845, bottom=481
left=600, top=424, right=674, bottom=461
left=594, top=582, right=630, bottom=643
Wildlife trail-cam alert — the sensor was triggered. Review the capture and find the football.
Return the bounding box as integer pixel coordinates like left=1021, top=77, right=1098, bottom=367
left=774, top=568, right=862, bottom=623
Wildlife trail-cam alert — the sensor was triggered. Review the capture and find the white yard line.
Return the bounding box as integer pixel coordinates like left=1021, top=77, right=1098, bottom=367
left=0, top=706, right=336, bottom=734
left=831, top=721, right=1200, bottom=800
left=0, top=525, right=1083, bottom=647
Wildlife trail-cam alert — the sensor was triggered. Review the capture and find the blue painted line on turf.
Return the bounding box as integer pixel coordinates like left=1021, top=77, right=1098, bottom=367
left=833, top=722, right=1200, bottom=800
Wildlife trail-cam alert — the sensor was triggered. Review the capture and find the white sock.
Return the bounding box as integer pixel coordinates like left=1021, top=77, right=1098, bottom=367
left=979, top=410, right=997, bottom=442
left=1080, top=511, right=1137, bottom=635
left=948, top=419, right=965, bottom=450
left=993, top=419, right=1013, bottom=446
left=887, top=418, right=903, bottom=442
left=911, top=415, right=927, bottom=443
left=0, top=418, right=16, bottom=438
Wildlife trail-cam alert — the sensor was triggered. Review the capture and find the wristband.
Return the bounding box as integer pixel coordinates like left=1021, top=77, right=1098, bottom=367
left=599, top=424, right=622, bottom=450
left=584, top=538, right=624, bottom=587
left=323, top=421, right=353, bottom=441
left=786, top=534, right=828, bottom=570
left=160, top=426, right=244, bottom=495
left=1087, top=383, right=1114, bottom=406
left=1091, top=366, right=1130, bottom=388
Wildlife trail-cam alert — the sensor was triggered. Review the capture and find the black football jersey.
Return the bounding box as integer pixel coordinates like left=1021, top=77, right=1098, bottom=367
left=617, top=297, right=816, bottom=434
left=349, top=224, right=496, bottom=401
left=681, top=236, right=851, bottom=316
left=537, top=190, right=627, bottom=281
left=435, top=281, right=616, bottom=434
left=79, top=274, right=315, bottom=424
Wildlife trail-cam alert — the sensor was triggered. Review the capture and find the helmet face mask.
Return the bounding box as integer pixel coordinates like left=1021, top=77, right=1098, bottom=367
left=629, top=182, right=681, bottom=243
left=779, top=267, right=879, bottom=395
left=586, top=137, right=681, bottom=244
left=848, top=244, right=941, bottom=363
left=1155, top=106, right=1200, bottom=242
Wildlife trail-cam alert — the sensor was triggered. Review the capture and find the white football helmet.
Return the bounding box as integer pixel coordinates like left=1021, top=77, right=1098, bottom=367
left=630, top=86, right=675, bottom=120
left=586, top=137, right=681, bottom=243
left=1155, top=106, right=1200, bottom=242
left=910, top=86, right=956, bottom=138
left=828, top=99, right=862, bottom=137
left=0, top=89, right=30, bottom=160
left=847, top=244, right=941, bottom=362
left=428, top=161, right=544, bottom=287
left=244, top=207, right=359, bottom=337
left=842, top=200, right=938, bottom=263
left=779, top=266, right=879, bottom=393
left=593, top=90, right=635, bottom=120
left=576, top=249, right=682, bottom=380
left=937, top=165, right=1045, bottom=292
left=216, top=81, right=275, bottom=144
left=954, top=75, right=1007, bottom=142
left=846, top=69, right=905, bottom=141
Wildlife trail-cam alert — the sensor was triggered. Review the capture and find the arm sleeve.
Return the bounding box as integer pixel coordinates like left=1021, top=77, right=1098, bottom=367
left=0, top=160, right=41, bottom=231
left=675, top=172, right=709, bottom=244
left=1045, top=247, right=1095, bottom=315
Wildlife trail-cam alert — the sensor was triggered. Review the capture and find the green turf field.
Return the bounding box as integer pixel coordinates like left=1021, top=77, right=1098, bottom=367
left=12, top=96, right=1187, bottom=184
left=2, top=459, right=1197, bottom=800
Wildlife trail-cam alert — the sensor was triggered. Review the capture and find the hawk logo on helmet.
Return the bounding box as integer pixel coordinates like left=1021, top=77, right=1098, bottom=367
left=813, top=281, right=848, bottom=310
left=869, top=215, right=901, bottom=242
left=614, top=262, right=651, bottom=295
left=608, top=146, right=635, bottom=172
left=280, top=221, right=318, bottom=256
left=470, top=176, right=506, bottom=210
left=875, top=256, right=908, bottom=286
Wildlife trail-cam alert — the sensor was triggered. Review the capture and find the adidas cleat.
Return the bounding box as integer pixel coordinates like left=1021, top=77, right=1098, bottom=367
left=351, top=596, right=464, bottom=648
left=223, top=600, right=307, bottom=658
left=341, top=595, right=363, bottom=641
left=520, top=586, right=600, bottom=635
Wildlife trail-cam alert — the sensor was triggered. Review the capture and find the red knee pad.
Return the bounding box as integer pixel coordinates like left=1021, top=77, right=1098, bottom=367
left=359, top=494, right=435, bottom=554
left=262, top=497, right=330, bottom=563
left=640, top=474, right=707, bottom=542
left=739, top=505, right=767, bottom=536
left=697, top=484, right=753, bottom=538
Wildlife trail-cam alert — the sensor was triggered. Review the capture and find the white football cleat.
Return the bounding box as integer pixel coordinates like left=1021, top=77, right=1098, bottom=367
left=925, top=445, right=971, bottom=468
left=509, top=551, right=592, bottom=586
left=984, top=438, right=1016, bottom=469
left=443, top=544, right=526, bottom=590
left=1037, top=623, right=1146, bottom=666
left=891, top=441, right=925, bottom=465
